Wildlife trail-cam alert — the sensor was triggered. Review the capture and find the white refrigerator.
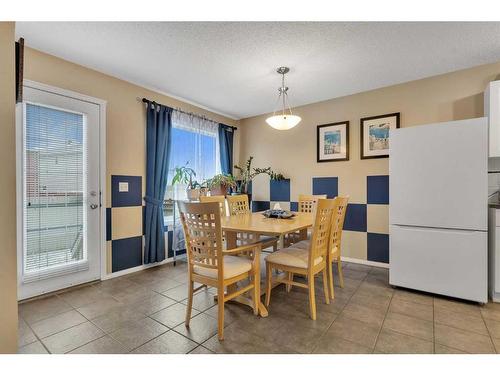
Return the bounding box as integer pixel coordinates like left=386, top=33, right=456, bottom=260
left=389, top=117, right=488, bottom=303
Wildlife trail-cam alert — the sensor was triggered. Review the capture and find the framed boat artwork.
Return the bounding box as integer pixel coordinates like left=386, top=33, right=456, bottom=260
left=317, top=121, right=349, bottom=162
left=360, top=112, right=400, bottom=159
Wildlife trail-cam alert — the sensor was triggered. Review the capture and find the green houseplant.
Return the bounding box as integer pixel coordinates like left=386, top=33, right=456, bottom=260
left=171, top=162, right=201, bottom=201
left=205, top=173, right=237, bottom=196
left=234, top=156, right=285, bottom=201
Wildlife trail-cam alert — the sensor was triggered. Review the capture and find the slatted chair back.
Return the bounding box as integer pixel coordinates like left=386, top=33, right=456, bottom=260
left=298, top=194, right=327, bottom=213
left=178, top=201, right=224, bottom=276
left=200, top=195, right=227, bottom=217
left=330, top=196, right=349, bottom=258
left=308, top=199, right=337, bottom=266
left=226, top=194, right=250, bottom=216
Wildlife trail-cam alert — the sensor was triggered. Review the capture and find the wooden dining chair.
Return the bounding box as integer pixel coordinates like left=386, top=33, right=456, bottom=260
left=297, top=194, right=328, bottom=213
left=293, top=196, right=349, bottom=298
left=326, top=196, right=349, bottom=297
left=178, top=201, right=269, bottom=341
left=226, top=194, right=250, bottom=216
left=226, top=194, right=277, bottom=251
left=285, top=194, right=327, bottom=247
left=264, top=198, right=337, bottom=320
left=200, top=195, right=227, bottom=217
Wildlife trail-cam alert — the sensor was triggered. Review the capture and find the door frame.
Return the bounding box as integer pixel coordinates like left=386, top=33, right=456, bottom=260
left=16, top=80, right=107, bottom=300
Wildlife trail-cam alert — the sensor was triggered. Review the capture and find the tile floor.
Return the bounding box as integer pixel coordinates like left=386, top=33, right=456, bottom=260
left=18, top=259, right=500, bottom=354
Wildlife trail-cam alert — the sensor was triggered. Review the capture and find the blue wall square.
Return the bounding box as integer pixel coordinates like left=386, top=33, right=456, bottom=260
left=106, top=208, right=111, bottom=241
left=252, top=200, right=270, bottom=212
left=367, top=175, right=389, bottom=204
left=112, top=236, right=143, bottom=272
left=367, top=233, right=389, bottom=263
left=270, top=179, right=290, bottom=202
left=312, top=177, right=338, bottom=198
left=343, top=203, right=367, bottom=232
left=290, top=201, right=298, bottom=212
left=111, top=175, right=142, bottom=207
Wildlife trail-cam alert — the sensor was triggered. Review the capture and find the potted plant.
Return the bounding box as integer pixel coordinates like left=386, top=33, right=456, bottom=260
left=234, top=156, right=285, bottom=202
left=171, top=162, right=201, bottom=201
left=205, top=173, right=237, bottom=196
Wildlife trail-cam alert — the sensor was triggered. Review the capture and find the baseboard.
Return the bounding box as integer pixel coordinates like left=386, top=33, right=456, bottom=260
left=102, top=255, right=387, bottom=280
left=341, top=256, right=389, bottom=269
left=491, top=291, right=500, bottom=303
left=101, top=257, right=176, bottom=280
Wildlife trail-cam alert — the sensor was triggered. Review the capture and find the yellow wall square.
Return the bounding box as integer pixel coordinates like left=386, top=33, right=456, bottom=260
left=106, top=241, right=112, bottom=274
left=111, top=206, right=143, bottom=240
left=251, top=173, right=270, bottom=201
left=338, top=170, right=367, bottom=204
left=367, top=204, right=389, bottom=234
left=340, top=231, right=367, bottom=260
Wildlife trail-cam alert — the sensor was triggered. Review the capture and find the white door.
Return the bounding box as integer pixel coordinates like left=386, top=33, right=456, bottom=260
left=389, top=117, right=488, bottom=231
left=17, top=84, right=102, bottom=300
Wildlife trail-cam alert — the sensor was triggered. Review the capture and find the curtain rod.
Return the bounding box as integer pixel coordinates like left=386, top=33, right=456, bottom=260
left=139, top=97, right=237, bottom=131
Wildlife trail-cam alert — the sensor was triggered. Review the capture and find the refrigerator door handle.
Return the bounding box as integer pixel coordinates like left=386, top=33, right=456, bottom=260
left=391, top=224, right=486, bottom=234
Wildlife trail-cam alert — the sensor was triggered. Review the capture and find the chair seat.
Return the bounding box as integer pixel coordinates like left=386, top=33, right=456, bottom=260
left=293, top=239, right=310, bottom=249
left=265, top=246, right=322, bottom=269
left=294, top=239, right=339, bottom=258
left=193, top=256, right=252, bottom=279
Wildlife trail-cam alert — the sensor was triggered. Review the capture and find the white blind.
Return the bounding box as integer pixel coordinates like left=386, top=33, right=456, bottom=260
left=23, top=103, right=88, bottom=282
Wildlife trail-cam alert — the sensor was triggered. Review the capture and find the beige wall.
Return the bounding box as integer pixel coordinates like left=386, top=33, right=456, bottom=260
left=240, top=61, right=500, bottom=262
left=0, top=21, right=18, bottom=353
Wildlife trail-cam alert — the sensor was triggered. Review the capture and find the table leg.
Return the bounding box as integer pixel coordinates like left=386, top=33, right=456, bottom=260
left=215, top=229, right=296, bottom=318
left=215, top=284, right=269, bottom=317
left=225, top=231, right=237, bottom=249
left=299, top=228, right=308, bottom=241
left=278, top=234, right=284, bottom=249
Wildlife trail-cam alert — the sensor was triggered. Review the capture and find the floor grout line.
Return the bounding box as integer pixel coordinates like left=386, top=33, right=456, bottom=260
left=479, top=306, right=498, bottom=354
left=371, top=283, right=395, bottom=353
left=63, top=328, right=109, bottom=354
left=19, top=316, right=52, bottom=354
left=308, top=266, right=373, bottom=354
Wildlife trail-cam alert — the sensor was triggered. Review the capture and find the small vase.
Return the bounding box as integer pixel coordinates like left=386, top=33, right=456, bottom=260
left=210, top=184, right=227, bottom=196
left=186, top=188, right=200, bottom=201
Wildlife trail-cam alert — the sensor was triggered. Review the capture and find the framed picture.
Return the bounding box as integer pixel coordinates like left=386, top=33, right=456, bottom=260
left=317, top=121, right=349, bottom=162
left=360, top=112, right=400, bottom=159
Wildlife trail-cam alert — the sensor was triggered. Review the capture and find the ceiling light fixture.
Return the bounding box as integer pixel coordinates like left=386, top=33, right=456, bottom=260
left=266, top=67, right=301, bottom=130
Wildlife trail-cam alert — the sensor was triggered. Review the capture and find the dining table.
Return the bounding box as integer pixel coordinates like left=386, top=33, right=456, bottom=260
left=220, top=211, right=314, bottom=317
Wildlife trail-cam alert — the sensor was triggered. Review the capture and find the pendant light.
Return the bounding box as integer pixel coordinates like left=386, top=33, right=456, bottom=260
left=265, top=67, right=301, bottom=130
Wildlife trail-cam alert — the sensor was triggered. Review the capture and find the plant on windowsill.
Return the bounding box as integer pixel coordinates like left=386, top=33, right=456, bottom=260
left=233, top=156, right=286, bottom=202
left=171, top=162, right=201, bottom=201
left=205, top=173, right=237, bottom=196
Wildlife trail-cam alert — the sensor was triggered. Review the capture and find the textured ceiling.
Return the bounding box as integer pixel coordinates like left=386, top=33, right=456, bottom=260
left=16, top=22, right=500, bottom=119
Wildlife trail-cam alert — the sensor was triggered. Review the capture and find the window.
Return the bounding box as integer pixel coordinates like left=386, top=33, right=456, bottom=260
left=24, top=103, right=86, bottom=274
left=163, top=110, right=220, bottom=222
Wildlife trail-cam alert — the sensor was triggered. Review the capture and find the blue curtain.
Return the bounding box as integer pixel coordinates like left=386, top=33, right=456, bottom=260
left=144, top=103, right=172, bottom=264
left=218, top=123, right=234, bottom=175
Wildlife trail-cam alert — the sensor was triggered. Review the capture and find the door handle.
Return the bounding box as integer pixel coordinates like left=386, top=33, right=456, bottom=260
left=90, top=204, right=98, bottom=209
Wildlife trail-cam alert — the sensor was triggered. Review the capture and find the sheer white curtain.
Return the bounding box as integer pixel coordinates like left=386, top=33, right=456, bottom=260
left=168, top=110, right=220, bottom=254
left=172, top=110, right=219, bottom=138
left=167, top=110, right=220, bottom=201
